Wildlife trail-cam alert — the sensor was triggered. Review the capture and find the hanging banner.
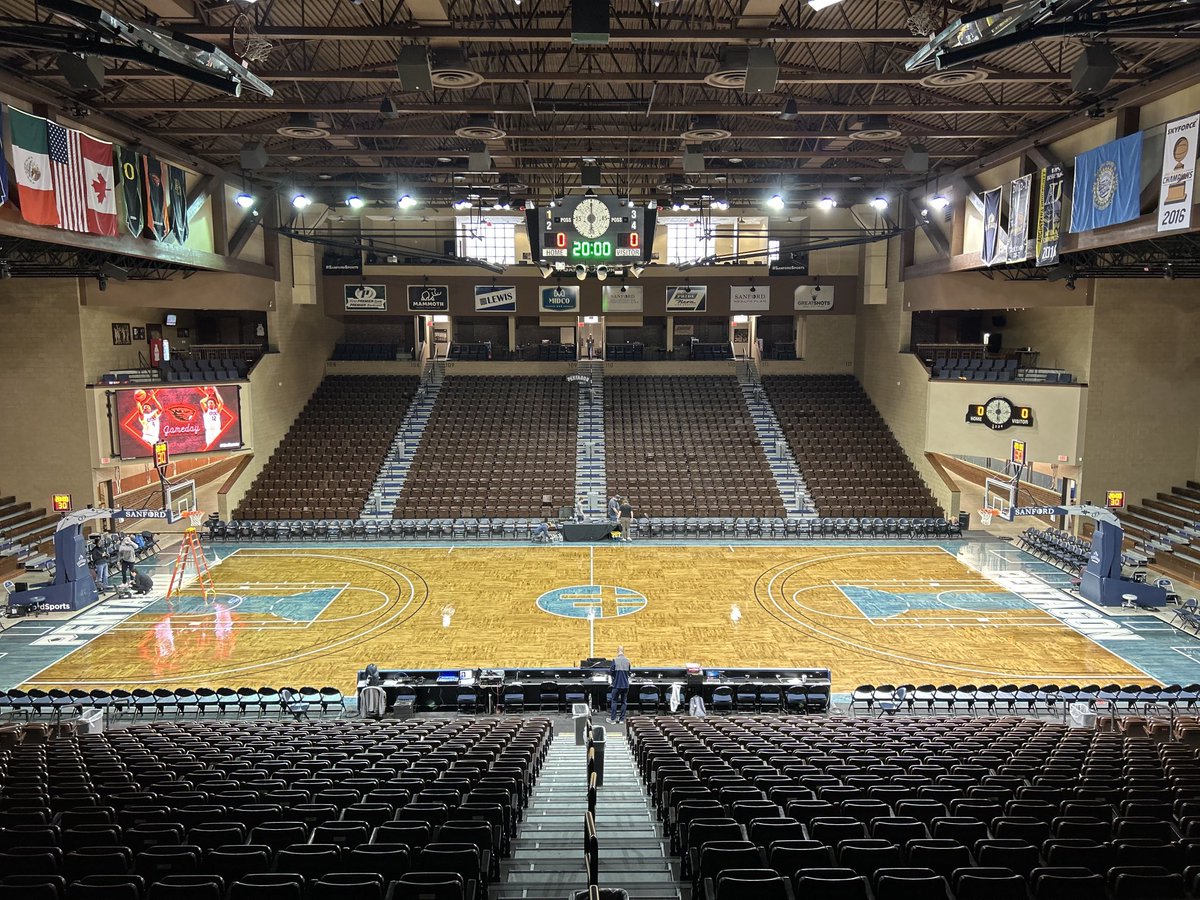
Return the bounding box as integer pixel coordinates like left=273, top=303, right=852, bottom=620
left=980, top=187, right=1003, bottom=266
left=794, top=286, right=834, bottom=311
left=474, top=284, right=516, bottom=311
left=1158, top=114, right=1199, bottom=232
left=344, top=284, right=387, bottom=311
left=665, top=284, right=707, bottom=312
left=0, top=107, right=8, bottom=208
left=602, top=284, right=643, bottom=312
left=539, top=284, right=580, bottom=312
left=1069, top=132, right=1142, bottom=233
left=168, top=165, right=189, bottom=244
left=142, top=153, right=170, bottom=241
left=117, top=146, right=145, bottom=238
left=1034, top=164, right=1064, bottom=267
left=1006, top=174, right=1032, bottom=263
left=730, top=285, right=770, bottom=311
left=407, top=284, right=449, bottom=312
left=8, top=107, right=59, bottom=226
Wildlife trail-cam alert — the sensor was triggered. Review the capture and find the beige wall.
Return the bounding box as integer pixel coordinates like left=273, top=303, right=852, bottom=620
left=854, top=239, right=955, bottom=516
left=0, top=280, right=95, bottom=509
left=798, top=315, right=856, bottom=373
left=1079, top=279, right=1200, bottom=505
left=1000, top=305, right=1095, bottom=382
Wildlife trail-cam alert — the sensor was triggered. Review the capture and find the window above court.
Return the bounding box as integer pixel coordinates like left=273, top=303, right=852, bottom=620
left=455, top=215, right=520, bottom=266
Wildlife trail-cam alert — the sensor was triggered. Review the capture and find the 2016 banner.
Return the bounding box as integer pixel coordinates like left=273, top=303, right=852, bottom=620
left=1006, top=174, right=1032, bottom=263
left=1035, top=164, right=1064, bottom=267
left=1158, top=114, right=1198, bottom=232
left=1069, top=132, right=1142, bottom=233
left=980, top=187, right=1003, bottom=266
left=115, top=385, right=242, bottom=459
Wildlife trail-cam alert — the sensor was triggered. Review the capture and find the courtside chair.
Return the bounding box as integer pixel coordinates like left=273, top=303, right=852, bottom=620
left=319, top=688, right=346, bottom=717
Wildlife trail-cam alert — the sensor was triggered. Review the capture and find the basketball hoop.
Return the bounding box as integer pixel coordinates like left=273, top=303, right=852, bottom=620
left=979, top=507, right=998, bottom=526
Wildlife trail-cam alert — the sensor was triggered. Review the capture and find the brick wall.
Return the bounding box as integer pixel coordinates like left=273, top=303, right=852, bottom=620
left=1001, top=306, right=1095, bottom=382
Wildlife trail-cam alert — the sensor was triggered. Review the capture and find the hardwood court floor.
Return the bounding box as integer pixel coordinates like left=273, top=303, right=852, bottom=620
left=25, top=544, right=1145, bottom=692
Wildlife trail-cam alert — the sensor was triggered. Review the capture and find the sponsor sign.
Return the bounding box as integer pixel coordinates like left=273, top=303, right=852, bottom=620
left=539, top=284, right=580, bottom=312
left=768, top=254, right=809, bottom=276
left=344, top=284, right=388, bottom=311
left=1035, top=164, right=1064, bottom=267
left=602, top=284, right=643, bottom=313
left=323, top=253, right=363, bottom=275
left=665, top=284, right=707, bottom=312
left=794, top=286, right=834, bottom=311
left=980, top=186, right=1003, bottom=266
left=474, top=284, right=517, bottom=312
left=1158, top=114, right=1198, bottom=232
left=407, top=284, right=450, bottom=312
left=730, top=285, right=770, bottom=311
left=1007, top=174, right=1033, bottom=263
left=115, top=384, right=243, bottom=459
left=1013, top=505, right=1061, bottom=517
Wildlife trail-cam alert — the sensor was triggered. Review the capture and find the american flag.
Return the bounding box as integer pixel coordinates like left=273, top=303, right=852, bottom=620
left=48, top=121, right=89, bottom=232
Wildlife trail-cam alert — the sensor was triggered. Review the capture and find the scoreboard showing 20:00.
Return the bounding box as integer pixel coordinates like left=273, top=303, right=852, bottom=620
left=539, top=195, right=646, bottom=264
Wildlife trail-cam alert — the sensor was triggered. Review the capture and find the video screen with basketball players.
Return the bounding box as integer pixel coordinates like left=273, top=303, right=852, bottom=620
left=115, top=385, right=243, bottom=459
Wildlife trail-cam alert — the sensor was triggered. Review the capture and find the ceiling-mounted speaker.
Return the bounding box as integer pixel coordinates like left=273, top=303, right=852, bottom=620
left=580, top=163, right=602, bottom=188
left=1070, top=44, right=1119, bottom=94
left=572, top=0, right=610, bottom=45
left=743, top=46, right=778, bottom=94
left=525, top=206, right=541, bottom=260
left=903, top=143, right=930, bottom=173
left=682, top=150, right=705, bottom=174
left=468, top=151, right=492, bottom=172
left=396, top=44, right=433, bottom=91
left=57, top=53, right=104, bottom=90
left=240, top=141, right=268, bottom=170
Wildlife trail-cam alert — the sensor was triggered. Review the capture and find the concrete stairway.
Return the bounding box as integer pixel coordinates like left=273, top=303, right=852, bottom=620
left=575, top=361, right=607, bottom=517
left=735, top=359, right=816, bottom=518
left=498, top=729, right=680, bottom=900
left=360, top=361, right=444, bottom=520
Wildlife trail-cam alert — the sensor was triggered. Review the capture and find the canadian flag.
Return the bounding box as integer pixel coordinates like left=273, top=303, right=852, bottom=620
left=80, top=133, right=117, bottom=236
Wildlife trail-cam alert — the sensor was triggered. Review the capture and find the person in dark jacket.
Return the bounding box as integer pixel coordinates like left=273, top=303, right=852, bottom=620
left=609, top=646, right=632, bottom=724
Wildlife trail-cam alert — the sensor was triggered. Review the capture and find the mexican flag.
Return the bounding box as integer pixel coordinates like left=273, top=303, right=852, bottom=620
left=8, top=107, right=59, bottom=226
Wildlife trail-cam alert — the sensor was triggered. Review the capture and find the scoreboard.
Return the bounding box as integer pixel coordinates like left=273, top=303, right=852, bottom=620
left=536, top=195, right=651, bottom=265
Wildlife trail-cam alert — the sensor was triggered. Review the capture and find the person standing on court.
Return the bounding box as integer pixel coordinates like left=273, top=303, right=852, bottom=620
left=118, top=534, right=138, bottom=583
left=618, top=497, right=634, bottom=542
left=607, top=495, right=620, bottom=523
left=609, top=646, right=632, bottom=724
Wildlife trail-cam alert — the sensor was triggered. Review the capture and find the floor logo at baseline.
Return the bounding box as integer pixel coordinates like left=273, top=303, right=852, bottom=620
left=536, top=584, right=647, bottom=619
left=990, top=569, right=1142, bottom=641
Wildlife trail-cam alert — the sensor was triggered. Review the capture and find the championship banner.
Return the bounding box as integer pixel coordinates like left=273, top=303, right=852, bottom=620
left=168, top=165, right=189, bottom=243
left=474, top=284, right=516, bottom=312
left=539, top=284, right=579, bottom=312
left=602, top=284, right=643, bottom=312
left=1158, top=114, right=1198, bottom=232
left=407, top=284, right=449, bottom=312
left=665, top=284, right=707, bottom=312
left=730, top=285, right=770, bottom=311
left=142, top=153, right=170, bottom=241
left=117, top=146, right=145, bottom=238
left=1069, top=132, right=1142, bottom=233
left=1035, top=164, right=1064, bottom=267
left=1006, top=174, right=1032, bottom=263
left=980, top=186, right=1002, bottom=266
left=344, top=284, right=387, bottom=311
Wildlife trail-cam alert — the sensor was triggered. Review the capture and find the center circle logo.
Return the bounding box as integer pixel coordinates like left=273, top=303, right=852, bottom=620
left=536, top=584, right=647, bottom=619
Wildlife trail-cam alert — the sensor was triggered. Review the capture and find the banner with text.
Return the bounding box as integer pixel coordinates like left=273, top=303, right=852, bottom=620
left=665, top=284, right=707, bottom=312
left=474, top=284, right=517, bottom=312
left=602, top=284, right=643, bottom=312
left=1007, top=173, right=1032, bottom=263
left=407, top=284, right=449, bottom=312
left=1158, top=114, right=1199, bottom=232
left=344, top=284, right=387, bottom=311
left=1035, top=164, right=1064, bottom=267
left=794, top=285, right=834, bottom=310
left=730, top=285, right=770, bottom=311
left=980, top=186, right=1003, bottom=266
left=539, top=284, right=580, bottom=312
left=116, top=384, right=242, bottom=459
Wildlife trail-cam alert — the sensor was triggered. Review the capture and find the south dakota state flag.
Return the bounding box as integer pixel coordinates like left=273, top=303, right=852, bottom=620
left=1069, top=132, right=1142, bottom=233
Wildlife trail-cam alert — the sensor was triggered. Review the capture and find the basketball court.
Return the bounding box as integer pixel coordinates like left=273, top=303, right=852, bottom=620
left=9, top=540, right=1195, bottom=694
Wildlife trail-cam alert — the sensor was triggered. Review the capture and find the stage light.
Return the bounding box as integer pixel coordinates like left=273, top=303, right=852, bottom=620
left=291, top=192, right=311, bottom=209
left=818, top=196, right=836, bottom=210
left=928, top=193, right=949, bottom=210
left=452, top=198, right=472, bottom=211
left=766, top=193, right=785, bottom=210
left=628, top=265, right=645, bottom=278
left=234, top=191, right=254, bottom=208
left=711, top=198, right=730, bottom=210
left=870, top=196, right=889, bottom=211
left=397, top=193, right=416, bottom=209
left=347, top=194, right=365, bottom=209
left=575, top=264, right=587, bottom=281
left=596, top=265, right=609, bottom=281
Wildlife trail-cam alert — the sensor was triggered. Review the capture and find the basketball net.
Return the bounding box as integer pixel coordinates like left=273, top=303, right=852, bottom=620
left=165, top=515, right=215, bottom=601
left=980, top=507, right=998, bottom=526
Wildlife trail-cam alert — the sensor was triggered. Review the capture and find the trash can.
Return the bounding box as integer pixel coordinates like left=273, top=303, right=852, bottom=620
left=573, top=703, right=591, bottom=746
left=1069, top=701, right=1096, bottom=729
left=79, top=708, right=105, bottom=734
left=959, top=511, right=970, bottom=532
left=590, top=724, right=606, bottom=787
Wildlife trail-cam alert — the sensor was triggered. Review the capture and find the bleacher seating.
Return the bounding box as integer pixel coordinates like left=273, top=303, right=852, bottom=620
left=690, top=343, right=734, bottom=361
left=931, top=357, right=1020, bottom=382
left=629, top=711, right=1200, bottom=900
left=605, top=376, right=786, bottom=519
left=161, top=357, right=247, bottom=382
left=524, top=343, right=575, bottom=361
left=0, top=715, right=550, bottom=900
left=235, top=375, right=418, bottom=521
left=392, top=376, right=578, bottom=520
left=445, top=343, right=490, bottom=362
left=0, top=492, right=57, bottom=578
left=762, top=375, right=940, bottom=519
left=606, top=343, right=644, bottom=361
left=331, top=343, right=398, bottom=362
left=1113, top=482, right=1200, bottom=584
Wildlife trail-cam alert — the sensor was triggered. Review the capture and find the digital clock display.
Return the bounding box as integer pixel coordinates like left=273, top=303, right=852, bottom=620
left=539, top=195, right=646, bottom=263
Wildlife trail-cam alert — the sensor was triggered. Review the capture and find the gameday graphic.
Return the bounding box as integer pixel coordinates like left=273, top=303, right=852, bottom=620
left=116, top=385, right=242, bottom=459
